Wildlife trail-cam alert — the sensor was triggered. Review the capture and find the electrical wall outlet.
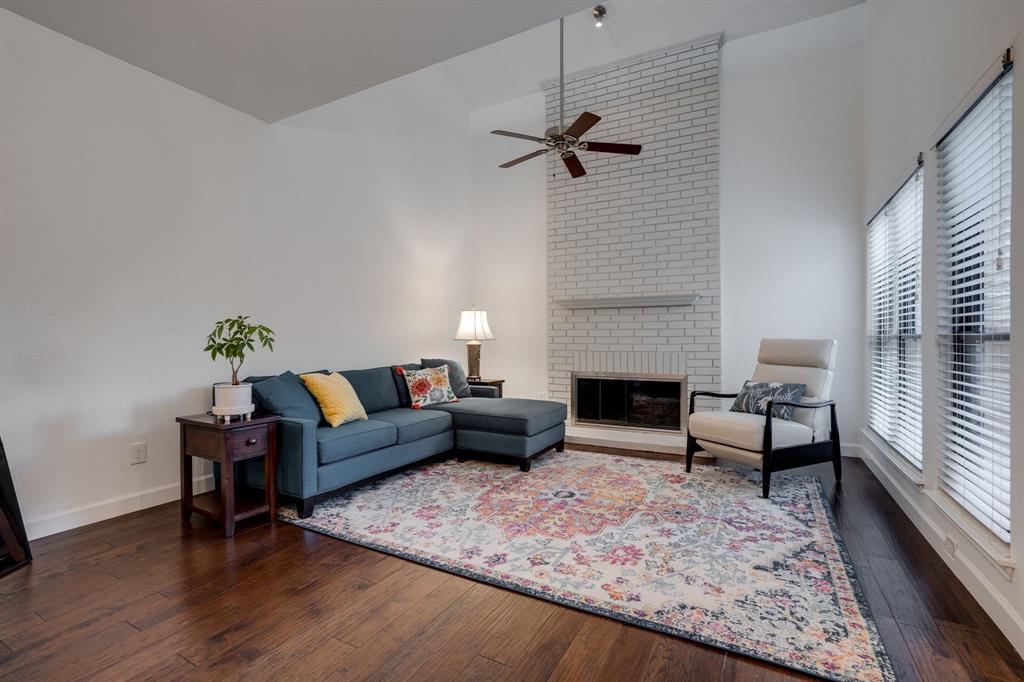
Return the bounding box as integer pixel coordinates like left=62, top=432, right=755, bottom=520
left=130, top=441, right=147, bottom=465
left=943, top=535, right=958, bottom=558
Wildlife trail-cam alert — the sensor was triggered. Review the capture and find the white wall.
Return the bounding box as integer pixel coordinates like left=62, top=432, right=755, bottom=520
left=468, top=93, right=548, bottom=399
left=265, top=64, right=473, bottom=368
left=0, top=9, right=473, bottom=538
left=720, top=6, right=865, bottom=441
left=860, top=0, right=1024, bottom=655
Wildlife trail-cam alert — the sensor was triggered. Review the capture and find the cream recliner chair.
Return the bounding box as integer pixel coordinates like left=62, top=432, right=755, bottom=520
left=685, top=338, right=840, bottom=498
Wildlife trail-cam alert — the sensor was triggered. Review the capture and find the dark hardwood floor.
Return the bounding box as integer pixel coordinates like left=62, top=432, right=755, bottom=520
left=1, top=454, right=1022, bottom=681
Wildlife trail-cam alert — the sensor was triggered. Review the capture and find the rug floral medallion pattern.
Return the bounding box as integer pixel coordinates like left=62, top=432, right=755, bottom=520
left=280, top=451, right=895, bottom=682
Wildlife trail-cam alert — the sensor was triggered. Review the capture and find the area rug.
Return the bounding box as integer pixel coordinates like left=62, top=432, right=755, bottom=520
left=280, top=451, right=894, bottom=682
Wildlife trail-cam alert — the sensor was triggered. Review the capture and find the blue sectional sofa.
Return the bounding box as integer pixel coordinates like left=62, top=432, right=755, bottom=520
left=241, top=364, right=566, bottom=517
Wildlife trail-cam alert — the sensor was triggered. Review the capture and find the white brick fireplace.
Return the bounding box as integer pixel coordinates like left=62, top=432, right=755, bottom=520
left=545, top=36, right=721, bottom=449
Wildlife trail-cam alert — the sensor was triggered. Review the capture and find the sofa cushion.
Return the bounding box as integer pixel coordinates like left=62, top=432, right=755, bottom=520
left=687, top=411, right=813, bottom=452
left=317, top=419, right=397, bottom=465
left=339, top=366, right=401, bottom=413
left=424, top=398, right=566, bottom=437
left=370, top=408, right=452, bottom=444
left=392, top=363, right=422, bottom=406
left=421, top=358, right=471, bottom=398
left=250, top=371, right=323, bottom=424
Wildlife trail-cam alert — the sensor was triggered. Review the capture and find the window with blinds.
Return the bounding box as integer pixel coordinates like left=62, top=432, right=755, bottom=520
left=936, top=65, right=1013, bottom=543
left=867, top=167, right=924, bottom=468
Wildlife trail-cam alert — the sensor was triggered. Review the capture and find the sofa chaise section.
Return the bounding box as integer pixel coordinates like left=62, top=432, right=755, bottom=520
left=427, top=397, right=567, bottom=471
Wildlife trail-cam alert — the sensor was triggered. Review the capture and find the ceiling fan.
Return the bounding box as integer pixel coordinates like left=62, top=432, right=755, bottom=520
left=491, top=16, right=642, bottom=178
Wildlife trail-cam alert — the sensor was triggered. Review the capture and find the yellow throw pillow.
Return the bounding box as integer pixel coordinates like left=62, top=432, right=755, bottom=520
left=300, top=372, right=368, bottom=427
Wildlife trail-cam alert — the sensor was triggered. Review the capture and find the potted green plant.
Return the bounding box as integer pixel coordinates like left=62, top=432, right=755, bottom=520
left=205, top=315, right=275, bottom=419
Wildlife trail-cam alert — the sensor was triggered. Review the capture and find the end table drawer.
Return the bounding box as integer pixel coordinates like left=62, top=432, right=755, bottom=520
left=226, top=425, right=270, bottom=459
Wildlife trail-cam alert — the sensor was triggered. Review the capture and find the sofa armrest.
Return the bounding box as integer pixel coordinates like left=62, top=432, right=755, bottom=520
left=277, top=417, right=318, bottom=499
left=469, top=385, right=500, bottom=398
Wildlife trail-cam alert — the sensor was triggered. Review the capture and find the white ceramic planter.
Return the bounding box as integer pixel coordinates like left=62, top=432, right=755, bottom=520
left=212, top=382, right=253, bottom=420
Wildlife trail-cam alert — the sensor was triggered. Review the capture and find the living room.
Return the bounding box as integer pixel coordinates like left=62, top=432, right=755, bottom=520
left=1, top=1, right=1022, bottom=680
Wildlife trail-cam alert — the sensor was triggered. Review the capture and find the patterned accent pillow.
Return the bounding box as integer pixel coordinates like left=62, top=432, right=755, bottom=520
left=730, top=381, right=807, bottom=421
left=400, top=365, right=459, bottom=409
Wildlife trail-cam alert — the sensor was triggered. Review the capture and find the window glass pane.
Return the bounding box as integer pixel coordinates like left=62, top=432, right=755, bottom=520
left=936, top=67, right=1013, bottom=543
left=867, top=167, right=924, bottom=468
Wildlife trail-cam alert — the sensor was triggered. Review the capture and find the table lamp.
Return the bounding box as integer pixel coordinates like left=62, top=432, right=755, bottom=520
left=454, top=310, right=495, bottom=380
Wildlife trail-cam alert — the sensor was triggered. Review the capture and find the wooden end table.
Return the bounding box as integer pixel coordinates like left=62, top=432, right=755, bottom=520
left=467, top=378, right=505, bottom=398
left=176, top=413, right=279, bottom=537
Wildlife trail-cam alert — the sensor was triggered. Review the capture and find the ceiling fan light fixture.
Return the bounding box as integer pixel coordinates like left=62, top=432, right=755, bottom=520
left=592, top=5, right=606, bottom=28
left=491, top=11, right=641, bottom=178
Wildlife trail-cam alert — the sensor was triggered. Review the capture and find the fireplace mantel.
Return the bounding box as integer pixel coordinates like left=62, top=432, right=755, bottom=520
left=551, top=293, right=700, bottom=310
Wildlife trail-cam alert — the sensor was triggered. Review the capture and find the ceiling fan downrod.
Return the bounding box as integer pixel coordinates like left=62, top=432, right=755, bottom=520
left=559, top=17, right=565, bottom=135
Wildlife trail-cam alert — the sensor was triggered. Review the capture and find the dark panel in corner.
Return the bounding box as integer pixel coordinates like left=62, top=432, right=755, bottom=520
left=0, top=434, right=32, bottom=576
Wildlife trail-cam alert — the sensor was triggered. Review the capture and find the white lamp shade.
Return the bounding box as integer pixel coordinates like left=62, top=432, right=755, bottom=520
left=454, top=310, right=495, bottom=340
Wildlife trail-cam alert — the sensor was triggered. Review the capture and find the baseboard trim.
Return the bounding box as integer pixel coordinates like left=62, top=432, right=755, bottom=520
left=859, top=436, right=1024, bottom=656
left=840, top=442, right=863, bottom=459
left=25, top=475, right=215, bottom=540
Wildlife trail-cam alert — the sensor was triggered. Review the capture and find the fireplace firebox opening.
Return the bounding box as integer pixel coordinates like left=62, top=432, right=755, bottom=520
left=571, top=372, right=687, bottom=432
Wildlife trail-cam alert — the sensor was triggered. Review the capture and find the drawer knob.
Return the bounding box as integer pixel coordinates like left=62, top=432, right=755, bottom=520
left=245, top=438, right=258, bottom=446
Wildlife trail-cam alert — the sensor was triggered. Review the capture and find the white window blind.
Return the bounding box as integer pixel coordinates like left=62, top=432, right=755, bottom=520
left=867, top=167, right=924, bottom=468
left=936, top=65, right=1013, bottom=543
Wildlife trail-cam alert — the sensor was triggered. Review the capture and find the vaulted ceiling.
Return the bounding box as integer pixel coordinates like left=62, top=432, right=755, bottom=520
left=0, top=0, right=593, bottom=122
left=1, top=0, right=863, bottom=122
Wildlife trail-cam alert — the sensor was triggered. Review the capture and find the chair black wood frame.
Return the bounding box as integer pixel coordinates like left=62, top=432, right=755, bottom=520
left=685, top=391, right=842, bottom=498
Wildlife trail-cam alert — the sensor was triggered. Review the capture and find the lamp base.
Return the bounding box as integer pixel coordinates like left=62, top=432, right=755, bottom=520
left=466, top=341, right=481, bottom=380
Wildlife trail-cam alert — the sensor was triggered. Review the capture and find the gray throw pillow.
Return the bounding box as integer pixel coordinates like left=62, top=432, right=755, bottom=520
left=421, top=358, right=472, bottom=398
left=730, top=381, right=807, bottom=421
left=251, top=370, right=324, bottom=423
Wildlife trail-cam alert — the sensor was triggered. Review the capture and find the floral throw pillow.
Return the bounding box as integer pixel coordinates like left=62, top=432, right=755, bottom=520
left=730, top=381, right=807, bottom=421
left=399, top=365, right=459, bottom=409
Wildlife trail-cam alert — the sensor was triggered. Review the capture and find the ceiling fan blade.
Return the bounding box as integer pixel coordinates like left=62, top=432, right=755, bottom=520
left=562, top=152, right=586, bottom=178
left=499, top=149, right=548, bottom=169
left=585, top=141, right=642, bottom=155
left=563, top=111, right=601, bottom=139
left=491, top=130, right=546, bottom=143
